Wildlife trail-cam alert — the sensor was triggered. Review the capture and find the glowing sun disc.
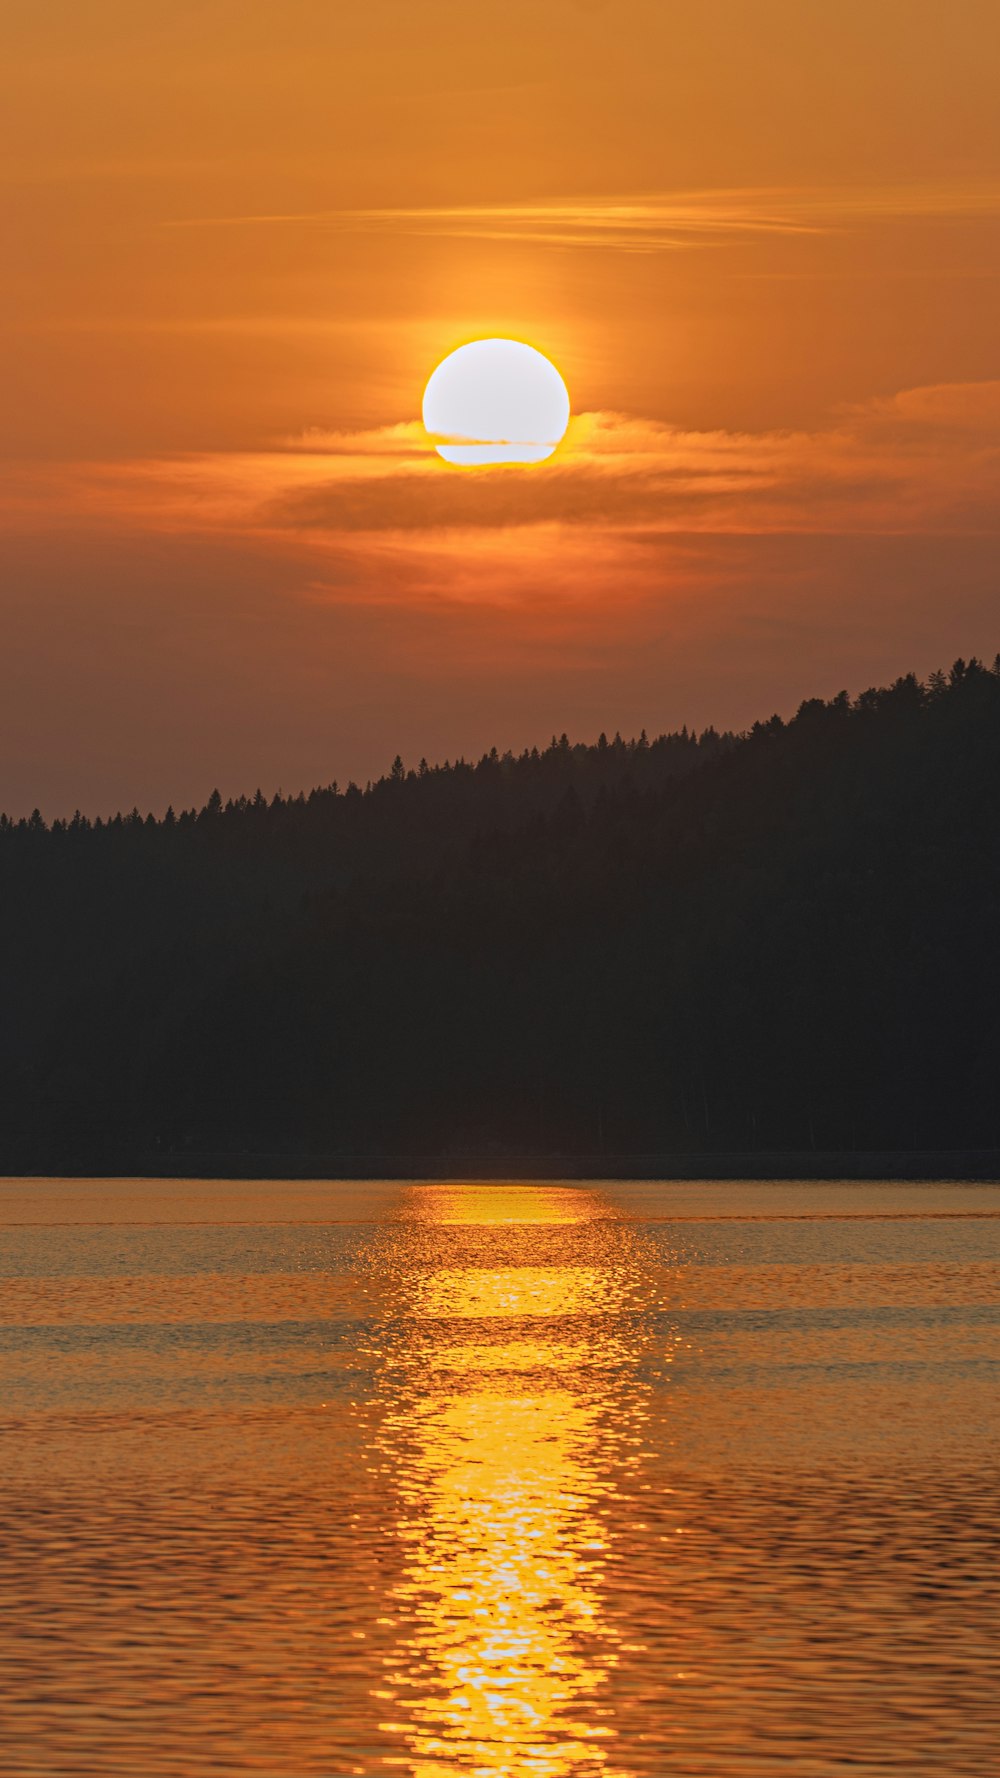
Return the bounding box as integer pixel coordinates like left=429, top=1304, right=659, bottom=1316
left=423, top=339, right=570, bottom=466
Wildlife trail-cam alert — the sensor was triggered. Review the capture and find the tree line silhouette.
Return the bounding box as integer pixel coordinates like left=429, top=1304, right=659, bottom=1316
left=1, top=657, right=999, bottom=1171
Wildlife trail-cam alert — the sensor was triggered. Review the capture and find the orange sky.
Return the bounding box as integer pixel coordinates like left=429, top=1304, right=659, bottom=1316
left=2, top=0, right=999, bottom=814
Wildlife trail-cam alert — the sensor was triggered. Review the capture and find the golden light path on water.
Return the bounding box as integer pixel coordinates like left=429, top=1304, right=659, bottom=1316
left=1, top=1179, right=999, bottom=1774
left=368, top=1183, right=656, bottom=1778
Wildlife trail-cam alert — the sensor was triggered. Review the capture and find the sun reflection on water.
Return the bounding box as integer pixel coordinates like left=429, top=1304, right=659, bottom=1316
left=371, top=1183, right=651, bottom=1777
left=398, top=1184, right=611, bottom=1227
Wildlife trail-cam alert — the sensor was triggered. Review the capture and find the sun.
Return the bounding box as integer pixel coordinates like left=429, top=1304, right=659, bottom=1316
left=422, top=339, right=570, bottom=467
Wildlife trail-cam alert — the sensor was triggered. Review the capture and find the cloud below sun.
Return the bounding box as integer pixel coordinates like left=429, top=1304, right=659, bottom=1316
left=7, top=379, right=998, bottom=574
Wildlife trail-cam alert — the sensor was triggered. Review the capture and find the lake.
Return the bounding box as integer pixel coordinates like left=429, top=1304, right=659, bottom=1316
left=2, top=1177, right=998, bottom=1776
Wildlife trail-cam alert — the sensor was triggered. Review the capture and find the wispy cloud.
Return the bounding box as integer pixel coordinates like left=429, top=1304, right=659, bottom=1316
left=162, top=181, right=1000, bottom=251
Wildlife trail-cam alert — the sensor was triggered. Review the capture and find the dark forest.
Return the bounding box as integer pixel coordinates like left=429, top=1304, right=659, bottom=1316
left=2, top=656, right=999, bottom=1172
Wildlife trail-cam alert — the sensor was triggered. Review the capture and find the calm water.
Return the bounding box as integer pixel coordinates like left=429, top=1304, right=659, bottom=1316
left=1, top=1178, right=998, bottom=1777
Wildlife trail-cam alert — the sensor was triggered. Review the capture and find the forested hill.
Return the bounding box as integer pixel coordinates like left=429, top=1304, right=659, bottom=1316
left=2, top=657, right=999, bottom=1172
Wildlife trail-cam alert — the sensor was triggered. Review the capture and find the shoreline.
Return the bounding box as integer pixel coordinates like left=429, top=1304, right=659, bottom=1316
left=3, top=1148, right=999, bottom=1182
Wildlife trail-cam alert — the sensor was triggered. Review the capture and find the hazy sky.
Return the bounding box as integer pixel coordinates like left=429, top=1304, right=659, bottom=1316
left=3, top=0, right=999, bottom=814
